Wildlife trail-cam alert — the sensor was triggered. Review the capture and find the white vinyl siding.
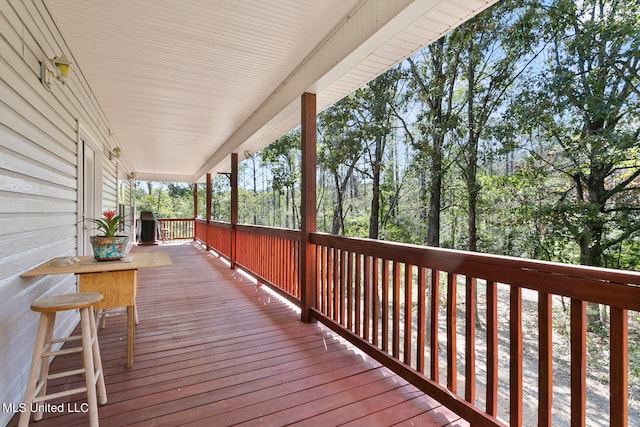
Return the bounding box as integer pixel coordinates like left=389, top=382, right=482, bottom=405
left=0, top=2, right=132, bottom=424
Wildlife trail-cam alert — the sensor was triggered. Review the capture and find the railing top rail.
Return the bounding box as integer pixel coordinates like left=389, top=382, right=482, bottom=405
left=311, top=232, right=640, bottom=310
left=236, top=223, right=300, bottom=240
left=197, top=219, right=232, bottom=229
left=196, top=220, right=300, bottom=239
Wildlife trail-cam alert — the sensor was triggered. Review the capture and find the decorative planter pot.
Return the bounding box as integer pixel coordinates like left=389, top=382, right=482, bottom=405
left=90, top=235, right=129, bottom=261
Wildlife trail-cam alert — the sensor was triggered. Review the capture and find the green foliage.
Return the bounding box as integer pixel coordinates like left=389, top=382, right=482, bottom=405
left=210, top=176, right=231, bottom=222
left=256, top=130, right=301, bottom=228
left=136, top=0, right=640, bottom=273
left=136, top=181, right=196, bottom=219
left=87, top=210, right=124, bottom=237
left=511, top=0, right=640, bottom=267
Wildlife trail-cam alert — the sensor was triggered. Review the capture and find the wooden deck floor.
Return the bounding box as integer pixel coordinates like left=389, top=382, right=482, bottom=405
left=10, top=242, right=466, bottom=426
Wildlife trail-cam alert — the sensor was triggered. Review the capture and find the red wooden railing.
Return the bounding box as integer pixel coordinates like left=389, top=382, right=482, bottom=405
left=194, top=218, right=207, bottom=242
left=196, top=219, right=232, bottom=259
left=235, top=224, right=300, bottom=303
left=196, top=221, right=640, bottom=426
left=196, top=221, right=301, bottom=301
left=156, top=218, right=195, bottom=240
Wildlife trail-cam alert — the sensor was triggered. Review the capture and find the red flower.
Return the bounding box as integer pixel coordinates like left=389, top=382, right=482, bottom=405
left=88, top=210, right=124, bottom=237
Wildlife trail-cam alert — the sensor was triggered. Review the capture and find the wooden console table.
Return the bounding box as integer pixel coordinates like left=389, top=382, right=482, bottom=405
left=21, top=252, right=172, bottom=367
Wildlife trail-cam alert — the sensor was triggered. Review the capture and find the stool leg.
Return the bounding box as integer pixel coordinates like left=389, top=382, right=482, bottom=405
left=89, top=308, right=107, bottom=405
left=33, top=314, right=56, bottom=421
left=18, top=313, right=53, bottom=427
left=80, top=307, right=99, bottom=427
left=95, top=309, right=106, bottom=329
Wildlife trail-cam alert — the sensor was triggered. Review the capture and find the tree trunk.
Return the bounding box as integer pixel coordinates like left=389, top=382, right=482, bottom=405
left=369, top=136, right=383, bottom=239
left=426, top=138, right=443, bottom=247
left=465, top=129, right=479, bottom=251
left=332, top=171, right=344, bottom=235
left=580, top=173, right=607, bottom=328
left=252, top=157, right=258, bottom=225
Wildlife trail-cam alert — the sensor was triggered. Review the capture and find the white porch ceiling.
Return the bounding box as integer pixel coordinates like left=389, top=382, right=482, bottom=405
left=44, top=0, right=499, bottom=182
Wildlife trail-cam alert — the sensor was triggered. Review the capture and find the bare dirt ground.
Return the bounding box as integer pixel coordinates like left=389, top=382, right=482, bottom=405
left=314, top=274, right=639, bottom=425
left=442, top=282, right=640, bottom=426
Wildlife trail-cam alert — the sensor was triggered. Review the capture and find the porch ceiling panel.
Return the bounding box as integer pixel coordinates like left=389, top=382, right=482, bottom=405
left=44, top=0, right=498, bottom=183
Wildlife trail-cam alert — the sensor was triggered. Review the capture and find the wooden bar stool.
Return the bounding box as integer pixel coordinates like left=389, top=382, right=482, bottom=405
left=19, top=292, right=107, bottom=427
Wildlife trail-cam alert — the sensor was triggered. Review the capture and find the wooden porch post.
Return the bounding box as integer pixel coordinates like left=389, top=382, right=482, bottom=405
left=193, top=182, right=198, bottom=241
left=193, top=182, right=198, bottom=218
left=230, top=153, right=238, bottom=269
left=300, top=92, right=317, bottom=323
left=206, top=173, right=212, bottom=224
left=206, top=173, right=212, bottom=250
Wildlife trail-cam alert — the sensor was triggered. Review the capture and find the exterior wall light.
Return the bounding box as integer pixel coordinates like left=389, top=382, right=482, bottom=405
left=53, top=56, right=72, bottom=82
left=41, top=55, right=72, bottom=87
left=109, top=147, right=122, bottom=161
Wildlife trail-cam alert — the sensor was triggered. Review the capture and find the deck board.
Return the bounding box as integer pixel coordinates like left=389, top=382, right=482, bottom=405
left=9, top=242, right=464, bottom=426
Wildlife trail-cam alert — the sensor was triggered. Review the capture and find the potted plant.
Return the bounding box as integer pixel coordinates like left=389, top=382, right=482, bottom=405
left=88, top=210, right=129, bottom=260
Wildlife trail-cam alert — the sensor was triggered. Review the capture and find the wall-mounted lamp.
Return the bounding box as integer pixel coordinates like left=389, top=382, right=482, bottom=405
left=41, top=55, right=72, bottom=88
left=126, top=172, right=136, bottom=180
left=108, top=146, right=122, bottom=161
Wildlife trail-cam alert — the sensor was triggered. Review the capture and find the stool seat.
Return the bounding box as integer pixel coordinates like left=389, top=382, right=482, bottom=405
left=19, top=292, right=107, bottom=427
left=31, top=292, right=103, bottom=312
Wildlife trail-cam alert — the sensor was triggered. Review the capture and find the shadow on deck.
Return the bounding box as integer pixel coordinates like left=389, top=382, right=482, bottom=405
left=10, top=242, right=465, bottom=426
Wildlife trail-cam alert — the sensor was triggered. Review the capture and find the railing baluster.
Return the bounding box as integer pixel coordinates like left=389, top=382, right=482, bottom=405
left=382, top=259, right=389, bottom=352
left=251, top=235, right=264, bottom=277
left=283, top=237, right=287, bottom=289
left=264, top=234, right=268, bottom=283
left=486, top=280, right=498, bottom=416
left=267, top=235, right=272, bottom=283
left=355, top=253, right=362, bottom=335
left=465, top=276, right=476, bottom=403
left=339, top=249, right=346, bottom=326
left=417, top=266, right=426, bottom=373
left=430, top=269, right=440, bottom=382
left=510, top=286, right=523, bottom=427
left=289, top=236, right=295, bottom=293
left=447, top=272, right=457, bottom=393
left=322, top=247, right=331, bottom=315
left=404, top=264, right=413, bottom=366
left=291, top=240, right=300, bottom=299
left=364, top=255, right=371, bottom=341
left=270, top=234, right=275, bottom=284
left=347, top=251, right=354, bottom=331
left=271, top=236, right=282, bottom=290
left=392, top=261, right=400, bottom=359
left=286, top=239, right=292, bottom=295
left=251, top=232, right=255, bottom=273
left=277, top=236, right=282, bottom=287
left=539, top=292, right=553, bottom=427
left=372, top=258, right=380, bottom=346
left=318, top=245, right=324, bottom=314
left=571, top=299, right=586, bottom=427
left=324, top=246, right=330, bottom=315
left=316, top=245, right=322, bottom=312
left=333, top=248, right=340, bottom=322
left=264, top=234, right=269, bottom=280
left=271, top=236, right=284, bottom=285
left=610, top=307, right=628, bottom=427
